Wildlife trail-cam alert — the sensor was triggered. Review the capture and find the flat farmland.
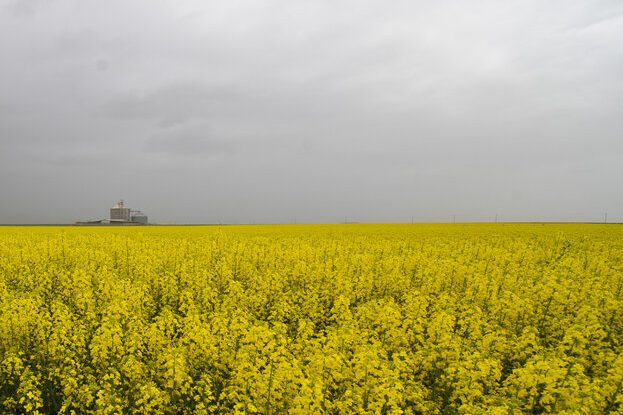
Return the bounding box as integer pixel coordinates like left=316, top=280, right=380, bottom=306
left=0, top=224, right=621, bottom=414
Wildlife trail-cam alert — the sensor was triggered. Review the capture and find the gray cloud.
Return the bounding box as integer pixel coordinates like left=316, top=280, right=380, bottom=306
left=1, top=0, right=622, bottom=224
left=103, top=82, right=240, bottom=123
left=145, top=132, right=236, bottom=157
left=4, top=0, right=42, bottom=17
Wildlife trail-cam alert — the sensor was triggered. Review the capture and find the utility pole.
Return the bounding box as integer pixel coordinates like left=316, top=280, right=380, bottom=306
left=453, top=215, right=456, bottom=224
left=605, top=212, right=608, bottom=224
left=495, top=213, right=498, bottom=223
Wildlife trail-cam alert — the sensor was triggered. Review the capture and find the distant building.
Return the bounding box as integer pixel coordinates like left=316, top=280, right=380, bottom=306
left=76, top=200, right=149, bottom=225
left=131, top=211, right=148, bottom=224
left=110, top=200, right=131, bottom=221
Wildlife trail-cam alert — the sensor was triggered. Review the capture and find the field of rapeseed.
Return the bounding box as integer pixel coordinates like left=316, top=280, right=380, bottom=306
left=0, top=224, right=622, bottom=414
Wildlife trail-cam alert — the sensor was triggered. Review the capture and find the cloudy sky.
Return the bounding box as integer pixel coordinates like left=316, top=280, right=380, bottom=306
left=1, top=0, right=622, bottom=224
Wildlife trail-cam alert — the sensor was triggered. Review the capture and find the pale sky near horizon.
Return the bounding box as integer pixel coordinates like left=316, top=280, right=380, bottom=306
left=1, top=0, right=622, bottom=224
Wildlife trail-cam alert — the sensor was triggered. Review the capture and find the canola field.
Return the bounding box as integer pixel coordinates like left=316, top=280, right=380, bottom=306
left=0, top=224, right=622, bottom=414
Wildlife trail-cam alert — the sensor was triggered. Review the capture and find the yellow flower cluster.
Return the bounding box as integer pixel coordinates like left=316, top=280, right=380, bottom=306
left=0, top=224, right=621, bottom=414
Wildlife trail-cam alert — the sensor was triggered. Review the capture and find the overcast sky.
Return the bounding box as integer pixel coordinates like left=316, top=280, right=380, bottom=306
left=1, top=0, right=622, bottom=224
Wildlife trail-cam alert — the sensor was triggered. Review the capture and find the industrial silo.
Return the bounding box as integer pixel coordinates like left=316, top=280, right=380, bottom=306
left=131, top=211, right=148, bottom=224
left=110, top=200, right=131, bottom=221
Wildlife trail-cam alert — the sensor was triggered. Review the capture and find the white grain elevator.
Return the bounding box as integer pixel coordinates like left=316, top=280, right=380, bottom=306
left=110, top=200, right=131, bottom=221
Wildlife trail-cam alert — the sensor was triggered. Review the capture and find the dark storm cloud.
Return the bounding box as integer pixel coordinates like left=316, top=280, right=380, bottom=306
left=1, top=0, right=622, bottom=223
